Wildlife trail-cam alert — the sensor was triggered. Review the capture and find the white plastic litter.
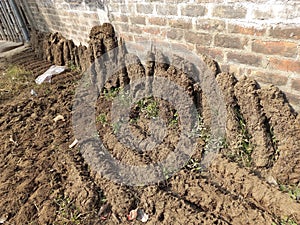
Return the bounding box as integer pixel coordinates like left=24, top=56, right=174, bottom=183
left=127, top=208, right=149, bottom=222
left=69, top=139, right=79, bottom=148
left=137, top=209, right=149, bottom=223
left=35, top=65, right=66, bottom=84
left=30, top=89, right=37, bottom=96
left=127, top=208, right=138, bottom=221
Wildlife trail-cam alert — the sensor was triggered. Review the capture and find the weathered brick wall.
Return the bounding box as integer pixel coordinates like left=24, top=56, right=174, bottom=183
left=25, top=0, right=300, bottom=111
left=26, top=0, right=109, bottom=44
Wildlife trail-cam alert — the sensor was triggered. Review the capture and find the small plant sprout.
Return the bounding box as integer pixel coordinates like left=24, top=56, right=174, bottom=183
left=6, top=64, right=32, bottom=78
left=162, top=167, right=175, bottom=180
left=226, top=108, right=253, bottom=167
left=272, top=217, right=299, bottom=225
left=67, top=61, right=80, bottom=72
left=0, top=64, right=32, bottom=99
left=54, top=195, right=83, bottom=224
left=145, top=100, right=158, bottom=118
left=103, top=87, right=120, bottom=99
left=100, top=197, right=107, bottom=203
left=169, top=110, right=179, bottom=126
left=190, top=115, right=209, bottom=140
left=112, top=122, right=121, bottom=134
left=96, top=113, right=107, bottom=126
left=279, top=184, right=300, bottom=201
left=137, top=97, right=159, bottom=119
left=185, top=158, right=202, bottom=172
left=116, top=89, right=130, bottom=107
left=129, top=118, right=138, bottom=125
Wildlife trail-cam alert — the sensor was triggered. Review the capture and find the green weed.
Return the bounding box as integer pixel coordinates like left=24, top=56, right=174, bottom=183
left=112, top=122, right=121, bottom=134
left=6, top=64, right=32, bottom=77
left=0, top=64, right=33, bottom=101
left=269, top=126, right=280, bottom=162
left=226, top=108, right=253, bottom=167
left=169, top=111, right=179, bottom=127
left=162, top=167, right=174, bottom=180
left=96, top=113, right=107, bottom=126
left=103, top=87, right=120, bottom=99
left=115, top=89, right=130, bottom=107
left=272, top=217, right=298, bottom=225
left=136, top=97, right=159, bottom=119
left=279, top=184, right=300, bottom=201
left=191, top=115, right=209, bottom=140
left=185, top=158, right=202, bottom=172
left=67, top=61, right=80, bottom=72
left=54, top=195, right=82, bottom=224
left=237, top=116, right=253, bottom=156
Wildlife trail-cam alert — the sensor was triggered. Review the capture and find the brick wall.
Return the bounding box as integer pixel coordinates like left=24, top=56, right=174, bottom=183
left=25, top=0, right=109, bottom=45
left=24, top=0, right=300, bottom=111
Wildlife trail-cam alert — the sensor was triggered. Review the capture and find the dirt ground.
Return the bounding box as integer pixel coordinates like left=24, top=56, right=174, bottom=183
left=0, top=23, right=300, bottom=225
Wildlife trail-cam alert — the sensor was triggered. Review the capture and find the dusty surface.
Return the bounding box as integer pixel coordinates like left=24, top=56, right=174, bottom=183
left=0, top=23, right=300, bottom=225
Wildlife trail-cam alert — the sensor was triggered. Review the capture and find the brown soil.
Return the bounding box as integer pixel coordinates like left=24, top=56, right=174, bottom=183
left=0, top=23, right=300, bottom=225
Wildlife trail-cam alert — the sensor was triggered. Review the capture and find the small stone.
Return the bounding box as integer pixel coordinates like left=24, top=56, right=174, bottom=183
left=53, top=115, right=65, bottom=123
left=266, top=176, right=278, bottom=186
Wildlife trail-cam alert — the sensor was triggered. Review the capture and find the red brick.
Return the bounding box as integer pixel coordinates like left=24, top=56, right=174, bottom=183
left=129, top=25, right=143, bottom=34
left=269, top=58, right=300, bottom=73
left=108, top=3, right=120, bottom=13
left=214, top=34, right=248, bottom=49
left=252, top=9, right=273, bottom=20
left=112, top=15, right=129, bottom=23
left=169, top=19, right=192, bottom=29
left=119, top=34, right=134, bottom=42
left=284, top=92, right=300, bottom=111
left=130, top=16, right=146, bottom=25
left=148, top=17, right=167, bottom=26
left=156, top=4, right=178, bottom=16
left=227, top=52, right=262, bottom=67
left=196, top=0, right=226, bottom=2
left=181, top=5, right=207, bottom=17
left=196, top=19, right=225, bottom=32
left=110, top=0, right=124, bottom=3
left=167, top=42, right=194, bottom=54
left=184, top=31, right=212, bottom=46
left=136, top=4, right=154, bottom=14
left=220, top=64, right=242, bottom=77
left=212, top=5, right=247, bottom=19
left=196, top=46, right=224, bottom=62
left=228, top=24, right=266, bottom=36
left=142, top=27, right=161, bottom=35
left=250, top=71, right=288, bottom=86
left=291, top=78, right=300, bottom=91
left=166, top=29, right=184, bottom=40
left=160, top=28, right=167, bottom=38
left=252, top=40, right=297, bottom=58
left=165, top=0, right=186, bottom=3
left=270, top=27, right=300, bottom=40
left=114, top=23, right=129, bottom=33
left=219, top=64, right=230, bottom=73
left=120, top=4, right=135, bottom=13
left=133, top=35, right=149, bottom=43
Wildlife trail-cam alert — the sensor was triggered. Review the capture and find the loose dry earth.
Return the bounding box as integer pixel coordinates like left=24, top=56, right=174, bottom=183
left=0, top=24, right=300, bottom=225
